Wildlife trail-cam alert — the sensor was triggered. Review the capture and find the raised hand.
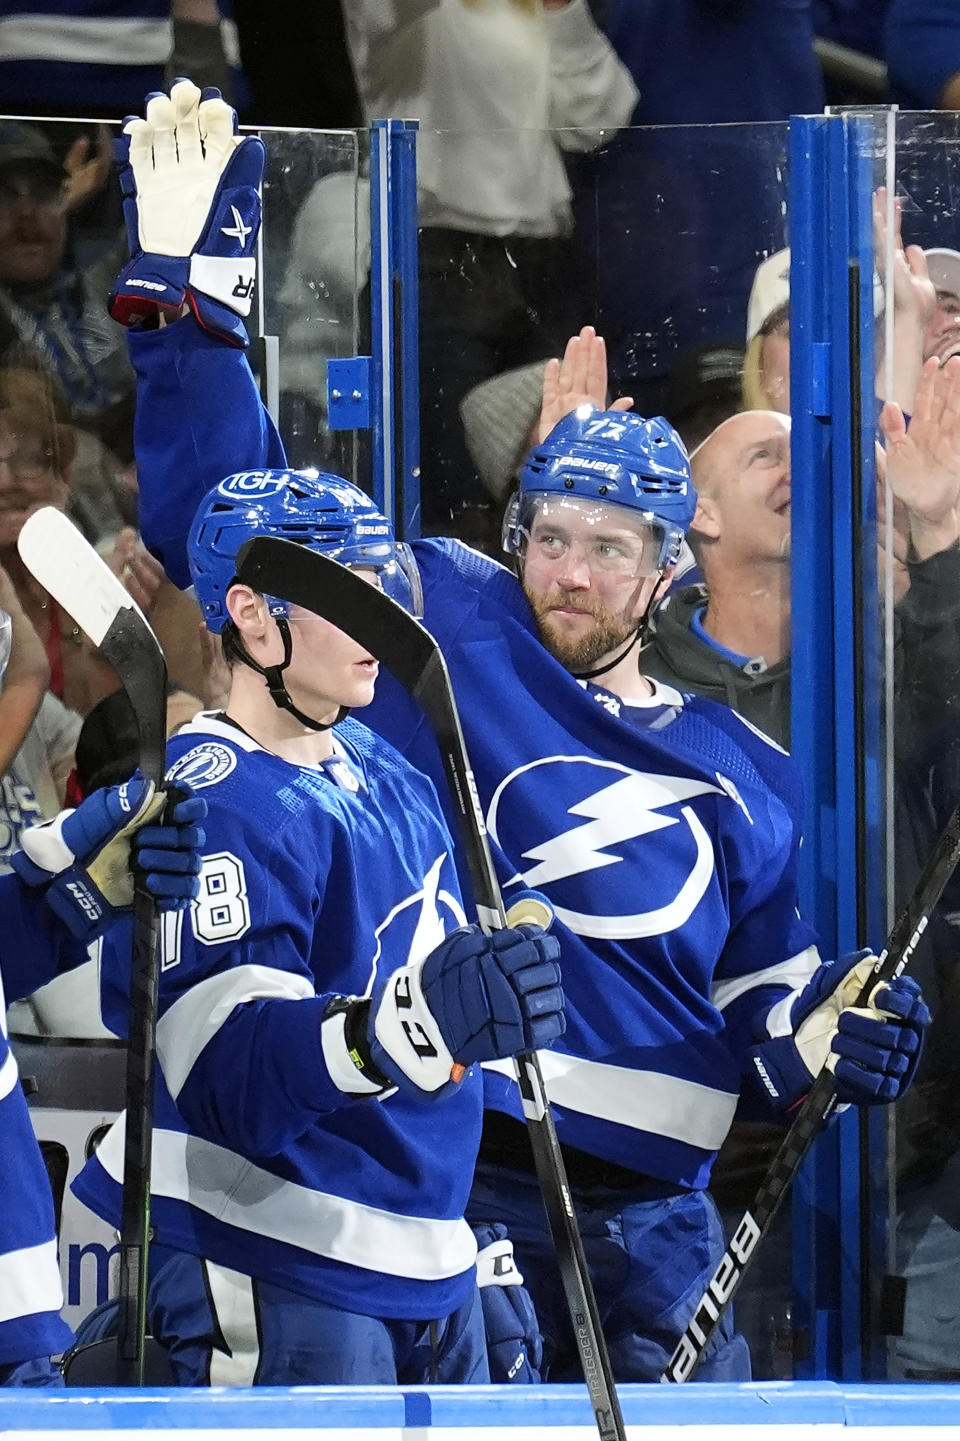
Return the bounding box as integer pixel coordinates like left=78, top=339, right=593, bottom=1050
left=105, top=527, right=165, bottom=617
left=537, top=325, right=633, bottom=444
left=880, top=354, right=960, bottom=557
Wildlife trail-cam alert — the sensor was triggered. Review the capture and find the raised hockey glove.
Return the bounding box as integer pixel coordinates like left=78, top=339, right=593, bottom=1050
left=473, top=1221, right=542, bottom=1383
left=749, top=948, right=929, bottom=1110
left=325, top=922, right=564, bottom=1102
left=10, top=773, right=207, bottom=940
left=111, top=77, right=264, bottom=346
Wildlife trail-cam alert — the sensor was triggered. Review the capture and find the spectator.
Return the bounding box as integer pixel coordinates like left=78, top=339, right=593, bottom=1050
left=643, top=364, right=960, bottom=751
left=662, top=340, right=745, bottom=452
left=0, top=121, right=136, bottom=540
left=0, top=0, right=237, bottom=118
left=741, top=203, right=937, bottom=423
left=921, top=248, right=960, bottom=365
left=342, top=0, right=638, bottom=543
left=571, top=0, right=821, bottom=416
left=743, top=251, right=791, bottom=413
left=459, top=359, right=568, bottom=509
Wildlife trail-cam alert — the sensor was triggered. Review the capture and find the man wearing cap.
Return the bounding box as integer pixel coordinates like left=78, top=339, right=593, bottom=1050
left=0, top=120, right=134, bottom=502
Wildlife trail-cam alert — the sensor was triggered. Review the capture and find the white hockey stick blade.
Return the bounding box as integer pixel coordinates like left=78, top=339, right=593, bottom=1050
left=17, top=507, right=147, bottom=646
left=18, top=506, right=168, bottom=784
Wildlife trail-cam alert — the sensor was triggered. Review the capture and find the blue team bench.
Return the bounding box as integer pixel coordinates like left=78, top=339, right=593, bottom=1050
left=2, top=1382, right=960, bottom=1435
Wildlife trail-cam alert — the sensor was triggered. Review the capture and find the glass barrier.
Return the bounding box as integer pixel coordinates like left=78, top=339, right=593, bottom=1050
left=882, top=108, right=960, bottom=1384
left=416, top=121, right=789, bottom=552
left=0, top=110, right=363, bottom=883
left=0, top=117, right=365, bottom=1340
left=259, top=124, right=365, bottom=482
left=419, top=118, right=799, bottom=1382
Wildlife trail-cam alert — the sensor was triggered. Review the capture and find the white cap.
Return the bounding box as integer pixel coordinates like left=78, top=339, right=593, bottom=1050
left=746, top=249, right=791, bottom=345
left=746, top=245, right=886, bottom=345
left=925, top=248, right=960, bottom=300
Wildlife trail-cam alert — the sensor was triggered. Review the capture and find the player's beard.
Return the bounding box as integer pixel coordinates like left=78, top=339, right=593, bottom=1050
left=527, top=588, right=639, bottom=672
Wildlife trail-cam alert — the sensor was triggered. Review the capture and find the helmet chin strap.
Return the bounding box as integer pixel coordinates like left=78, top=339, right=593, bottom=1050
left=225, top=617, right=350, bottom=732
left=571, top=573, right=666, bottom=682
left=572, top=620, right=646, bottom=681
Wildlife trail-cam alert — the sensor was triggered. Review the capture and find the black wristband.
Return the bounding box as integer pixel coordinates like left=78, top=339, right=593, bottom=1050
left=324, top=996, right=392, bottom=1093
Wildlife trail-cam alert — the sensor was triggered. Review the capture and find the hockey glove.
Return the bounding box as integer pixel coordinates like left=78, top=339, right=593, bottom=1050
left=473, top=1221, right=542, bottom=1383
left=111, top=77, right=264, bottom=346
left=325, top=922, right=564, bottom=1101
left=10, top=772, right=207, bottom=940
left=749, top=948, right=929, bottom=1110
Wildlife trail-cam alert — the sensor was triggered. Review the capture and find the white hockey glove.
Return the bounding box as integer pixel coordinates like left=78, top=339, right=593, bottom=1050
left=748, top=948, right=929, bottom=1110
left=110, top=77, right=264, bottom=347
left=10, top=772, right=207, bottom=940
left=321, top=921, right=564, bottom=1103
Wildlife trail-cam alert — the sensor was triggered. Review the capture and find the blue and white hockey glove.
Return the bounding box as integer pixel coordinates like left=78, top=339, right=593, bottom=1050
left=749, top=948, right=929, bottom=1110
left=111, top=77, right=264, bottom=347
left=323, top=923, right=564, bottom=1102
left=10, top=773, right=207, bottom=940
left=473, top=1222, right=542, bottom=1384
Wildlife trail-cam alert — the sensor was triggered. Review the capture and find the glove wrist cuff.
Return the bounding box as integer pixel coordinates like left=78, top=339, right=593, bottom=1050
left=322, top=997, right=392, bottom=1096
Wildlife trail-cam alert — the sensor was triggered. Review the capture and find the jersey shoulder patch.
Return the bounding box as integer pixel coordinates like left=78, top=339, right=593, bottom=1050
left=166, top=741, right=239, bottom=790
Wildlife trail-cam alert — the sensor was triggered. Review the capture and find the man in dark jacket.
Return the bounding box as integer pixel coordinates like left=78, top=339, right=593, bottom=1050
left=642, top=368, right=960, bottom=753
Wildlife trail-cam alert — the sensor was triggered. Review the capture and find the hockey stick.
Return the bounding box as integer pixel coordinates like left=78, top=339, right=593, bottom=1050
left=235, top=536, right=626, bottom=1441
left=661, top=799, right=960, bottom=1383
left=18, top=507, right=169, bottom=1386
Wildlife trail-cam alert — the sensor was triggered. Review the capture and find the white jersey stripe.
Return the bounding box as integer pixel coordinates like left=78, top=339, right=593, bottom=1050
left=94, top=1120, right=478, bottom=1282
left=0, top=1046, right=19, bottom=1104
left=711, top=943, right=822, bottom=1013
left=0, top=15, right=171, bottom=65
left=483, top=1051, right=738, bottom=1151
left=205, top=1261, right=260, bottom=1387
left=0, top=1238, right=63, bottom=1325
left=156, top=964, right=316, bottom=1100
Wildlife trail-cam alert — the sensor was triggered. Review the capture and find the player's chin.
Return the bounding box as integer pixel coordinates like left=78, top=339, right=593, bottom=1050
left=343, top=673, right=379, bottom=708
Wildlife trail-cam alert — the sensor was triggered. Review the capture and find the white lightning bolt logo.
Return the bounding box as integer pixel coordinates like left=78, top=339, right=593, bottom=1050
left=511, top=771, right=722, bottom=889
left=221, top=205, right=252, bottom=245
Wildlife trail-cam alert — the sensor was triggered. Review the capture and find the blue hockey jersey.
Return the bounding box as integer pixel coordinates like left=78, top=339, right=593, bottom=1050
left=126, top=319, right=824, bottom=1193
left=0, top=875, right=86, bottom=1366
left=363, top=542, right=821, bottom=1188
left=75, top=714, right=484, bottom=1320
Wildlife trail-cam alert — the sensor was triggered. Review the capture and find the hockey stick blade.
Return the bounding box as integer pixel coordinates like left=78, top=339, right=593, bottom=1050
left=662, top=799, right=960, bottom=1383
left=235, top=536, right=627, bottom=1441
left=18, top=508, right=167, bottom=783
left=18, top=506, right=170, bottom=1386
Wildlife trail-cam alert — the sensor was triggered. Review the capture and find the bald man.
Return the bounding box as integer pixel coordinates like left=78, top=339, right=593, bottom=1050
left=642, top=410, right=793, bottom=747
left=642, top=376, right=960, bottom=750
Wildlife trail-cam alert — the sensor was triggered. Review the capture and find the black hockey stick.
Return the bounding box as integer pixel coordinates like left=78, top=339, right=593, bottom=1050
left=235, top=536, right=626, bottom=1441
left=661, top=799, right=960, bottom=1383
left=18, top=507, right=170, bottom=1386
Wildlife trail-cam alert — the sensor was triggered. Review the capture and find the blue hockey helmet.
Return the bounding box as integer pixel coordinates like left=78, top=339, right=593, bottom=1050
left=503, top=406, right=696, bottom=574
left=188, top=468, right=422, bottom=633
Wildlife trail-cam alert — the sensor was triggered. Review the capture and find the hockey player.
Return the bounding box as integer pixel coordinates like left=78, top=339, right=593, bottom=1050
left=97, top=81, right=927, bottom=1383
left=72, top=464, right=564, bottom=1386
left=1, top=764, right=206, bottom=1385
